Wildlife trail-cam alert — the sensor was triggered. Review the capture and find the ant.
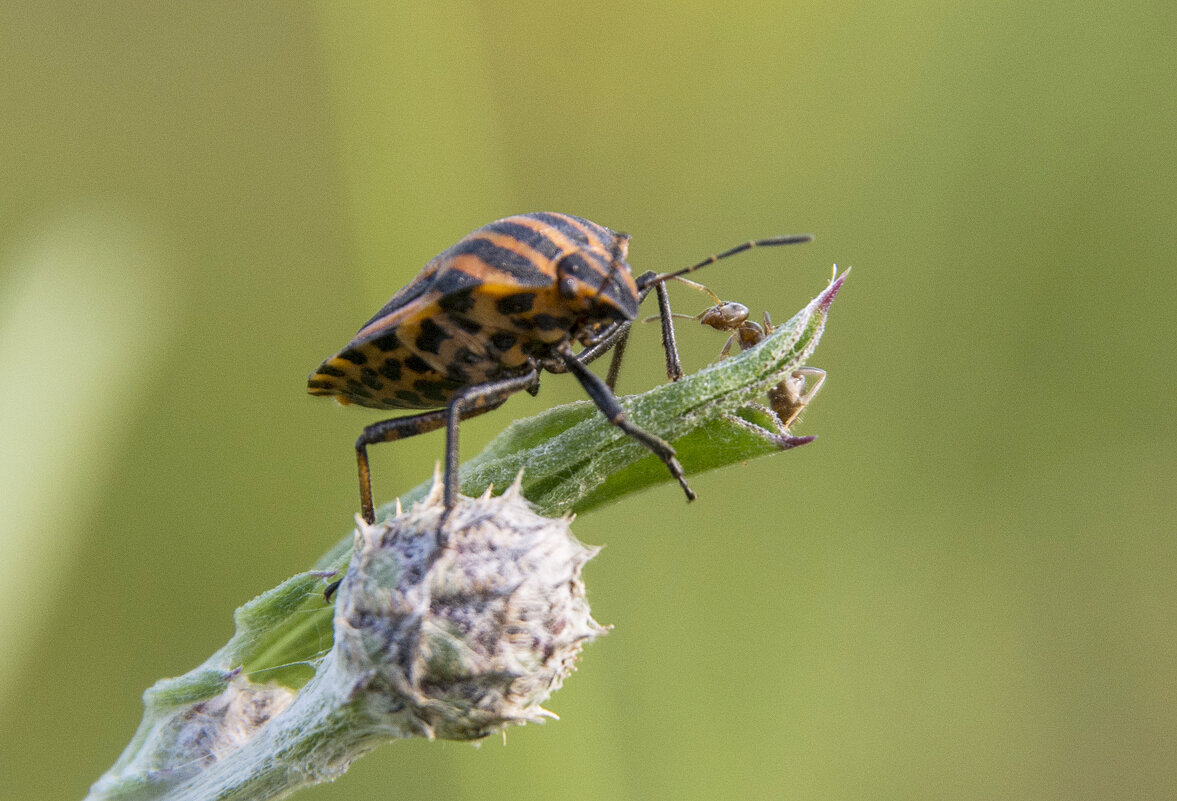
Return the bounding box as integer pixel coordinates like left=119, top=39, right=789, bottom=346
left=649, top=277, right=827, bottom=430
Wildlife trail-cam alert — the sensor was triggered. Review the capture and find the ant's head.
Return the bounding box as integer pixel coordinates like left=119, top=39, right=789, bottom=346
left=698, top=301, right=750, bottom=331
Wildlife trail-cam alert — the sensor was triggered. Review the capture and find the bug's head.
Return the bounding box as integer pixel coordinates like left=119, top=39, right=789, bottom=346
left=557, top=232, right=640, bottom=333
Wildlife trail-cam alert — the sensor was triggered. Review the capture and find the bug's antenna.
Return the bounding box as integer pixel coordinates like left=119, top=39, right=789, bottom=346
left=637, top=234, right=813, bottom=290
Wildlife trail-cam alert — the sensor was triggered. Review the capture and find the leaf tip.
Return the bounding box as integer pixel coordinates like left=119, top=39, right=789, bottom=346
left=816, top=267, right=850, bottom=312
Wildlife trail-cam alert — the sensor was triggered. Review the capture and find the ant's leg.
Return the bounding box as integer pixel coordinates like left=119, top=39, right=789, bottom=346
left=770, top=367, right=828, bottom=430
left=556, top=343, right=695, bottom=502
left=719, top=334, right=737, bottom=359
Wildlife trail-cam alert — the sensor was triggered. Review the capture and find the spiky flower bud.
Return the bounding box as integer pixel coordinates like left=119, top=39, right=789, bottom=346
left=333, top=473, right=606, bottom=742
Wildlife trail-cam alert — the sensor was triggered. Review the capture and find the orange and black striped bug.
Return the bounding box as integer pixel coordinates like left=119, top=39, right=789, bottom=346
left=308, top=212, right=812, bottom=525
left=652, top=276, right=827, bottom=430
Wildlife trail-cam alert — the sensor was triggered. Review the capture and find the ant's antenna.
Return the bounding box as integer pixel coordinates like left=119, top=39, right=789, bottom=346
left=638, top=233, right=813, bottom=290
left=640, top=278, right=723, bottom=322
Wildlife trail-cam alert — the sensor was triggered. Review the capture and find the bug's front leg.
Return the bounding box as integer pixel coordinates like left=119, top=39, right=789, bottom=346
left=653, top=281, right=685, bottom=382
left=600, top=278, right=685, bottom=390
left=554, top=271, right=686, bottom=393
left=556, top=342, right=695, bottom=502
left=603, top=327, right=629, bottom=391
left=545, top=320, right=629, bottom=387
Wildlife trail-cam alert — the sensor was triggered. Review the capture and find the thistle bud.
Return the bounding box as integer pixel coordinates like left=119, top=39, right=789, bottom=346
left=333, top=473, right=606, bottom=741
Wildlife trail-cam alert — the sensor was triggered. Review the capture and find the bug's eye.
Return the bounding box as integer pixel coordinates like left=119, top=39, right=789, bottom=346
left=556, top=253, right=581, bottom=298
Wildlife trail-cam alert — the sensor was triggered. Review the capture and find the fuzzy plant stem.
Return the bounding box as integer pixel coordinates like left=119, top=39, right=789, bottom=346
left=85, top=271, right=847, bottom=801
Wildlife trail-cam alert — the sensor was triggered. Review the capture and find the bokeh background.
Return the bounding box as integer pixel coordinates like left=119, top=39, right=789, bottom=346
left=3, top=3, right=1175, bottom=799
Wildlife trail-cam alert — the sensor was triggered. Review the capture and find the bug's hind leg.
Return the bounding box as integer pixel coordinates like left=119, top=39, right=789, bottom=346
left=356, top=407, right=453, bottom=525
left=355, top=369, right=541, bottom=526
left=442, top=369, right=540, bottom=511
left=556, top=343, right=696, bottom=502
left=330, top=376, right=533, bottom=603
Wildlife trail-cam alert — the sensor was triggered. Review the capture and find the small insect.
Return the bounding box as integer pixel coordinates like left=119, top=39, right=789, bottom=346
left=654, top=277, right=827, bottom=430
left=308, top=212, right=811, bottom=523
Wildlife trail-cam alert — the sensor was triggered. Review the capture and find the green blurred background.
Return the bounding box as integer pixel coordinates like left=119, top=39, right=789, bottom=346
left=2, top=2, right=1175, bottom=799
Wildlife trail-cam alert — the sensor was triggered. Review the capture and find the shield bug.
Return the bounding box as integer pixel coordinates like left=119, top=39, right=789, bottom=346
left=308, top=212, right=811, bottom=523
left=654, top=276, right=827, bottom=430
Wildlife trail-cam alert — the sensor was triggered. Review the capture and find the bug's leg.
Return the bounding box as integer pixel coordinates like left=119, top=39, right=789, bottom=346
left=631, top=272, right=687, bottom=382
left=547, top=320, right=624, bottom=373
left=572, top=275, right=658, bottom=382
left=603, top=281, right=683, bottom=389
left=356, top=388, right=529, bottom=525
left=654, top=281, right=685, bottom=382
left=442, top=369, right=540, bottom=512
left=335, top=394, right=519, bottom=602
left=356, top=408, right=453, bottom=525
left=556, top=343, right=696, bottom=502
left=569, top=276, right=659, bottom=373
left=604, top=327, right=629, bottom=391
